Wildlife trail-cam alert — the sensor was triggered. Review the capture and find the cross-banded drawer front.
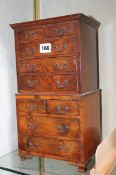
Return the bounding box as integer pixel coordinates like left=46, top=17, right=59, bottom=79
left=47, top=100, right=79, bottom=116
left=18, top=36, right=77, bottom=58
left=18, top=73, right=77, bottom=92
left=19, top=135, right=80, bottom=160
left=16, top=28, right=43, bottom=43
left=44, top=21, right=76, bottom=38
left=17, top=56, right=77, bottom=73
left=18, top=116, right=80, bottom=139
left=16, top=99, right=46, bottom=115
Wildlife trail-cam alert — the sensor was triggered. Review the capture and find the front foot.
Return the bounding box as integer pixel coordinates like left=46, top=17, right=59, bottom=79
left=78, top=164, right=87, bottom=173
left=18, top=151, right=28, bottom=161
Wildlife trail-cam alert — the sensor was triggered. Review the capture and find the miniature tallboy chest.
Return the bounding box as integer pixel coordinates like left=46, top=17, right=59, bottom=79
left=10, top=13, right=101, bottom=172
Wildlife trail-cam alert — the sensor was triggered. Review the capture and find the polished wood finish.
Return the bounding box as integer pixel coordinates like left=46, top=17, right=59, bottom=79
left=10, top=13, right=101, bottom=173
left=16, top=90, right=101, bottom=172
left=11, top=14, right=100, bottom=94
left=18, top=73, right=77, bottom=92
left=17, top=56, right=77, bottom=73
left=17, top=27, right=43, bottom=43
left=18, top=115, right=80, bottom=139
left=44, top=21, right=76, bottom=38
left=19, top=134, right=80, bottom=162
left=18, top=36, right=77, bottom=58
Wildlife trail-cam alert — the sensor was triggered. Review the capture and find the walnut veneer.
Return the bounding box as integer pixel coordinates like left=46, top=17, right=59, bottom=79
left=10, top=13, right=101, bottom=172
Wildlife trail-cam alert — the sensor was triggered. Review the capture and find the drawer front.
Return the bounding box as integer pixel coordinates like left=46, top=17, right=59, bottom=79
left=44, top=21, right=76, bottom=38
left=16, top=28, right=43, bottom=43
left=47, top=100, right=79, bottom=116
left=16, top=99, right=46, bottom=114
left=19, top=135, right=80, bottom=159
left=18, top=74, right=77, bottom=92
left=18, top=116, right=80, bottom=139
left=16, top=98, right=79, bottom=116
left=18, top=37, right=77, bottom=58
left=17, top=56, right=77, bottom=74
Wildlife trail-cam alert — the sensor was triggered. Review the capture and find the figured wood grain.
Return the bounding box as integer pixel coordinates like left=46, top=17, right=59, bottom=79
left=18, top=73, right=77, bottom=92
left=16, top=97, right=80, bottom=116
left=11, top=13, right=101, bottom=173
left=18, top=115, right=80, bottom=139
left=17, top=36, right=77, bottom=58
left=16, top=99, right=46, bottom=114
left=16, top=27, right=43, bottom=43
left=44, top=21, right=76, bottom=38
left=17, top=56, right=77, bottom=73
left=19, top=134, right=80, bottom=160
left=47, top=99, right=80, bottom=115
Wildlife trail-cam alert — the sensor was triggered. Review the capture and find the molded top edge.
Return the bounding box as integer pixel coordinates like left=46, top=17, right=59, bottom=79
left=10, top=13, right=100, bottom=30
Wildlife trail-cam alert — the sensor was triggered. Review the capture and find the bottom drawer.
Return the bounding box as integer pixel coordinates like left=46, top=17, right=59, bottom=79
left=19, top=135, right=80, bottom=160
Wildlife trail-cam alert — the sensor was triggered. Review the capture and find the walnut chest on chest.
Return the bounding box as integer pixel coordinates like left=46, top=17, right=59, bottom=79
left=10, top=13, right=101, bottom=172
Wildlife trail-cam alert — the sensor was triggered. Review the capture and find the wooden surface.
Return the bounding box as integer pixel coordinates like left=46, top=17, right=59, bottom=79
left=11, top=13, right=101, bottom=173
left=10, top=13, right=100, bottom=29
left=12, top=15, right=99, bottom=94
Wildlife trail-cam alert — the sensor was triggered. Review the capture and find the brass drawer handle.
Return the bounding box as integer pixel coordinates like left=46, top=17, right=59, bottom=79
left=63, top=63, right=68, bottom=69
left=56, top=125, right=69, bottom=133
left=55, top=63, right=68, bottom=70
left=23, top=32, right=28, bottom=40
left=27, top=121, right=36, bottom=129
left=64, top=106, right=70, bottom=113
left=27, top=140, right=39, bottom=148
left=26, top=104, right=37, bottom=111
left=56, top=106, right=61, bottom=113
left=30, top=31, right=36, bottom=37
left=56, top=106, right=70, bottom=114
left=25, top=64, right=37, bottom=72
left=54, top=43, right=67, bottom=51
left=55, top=80, right=68, bottom=88
left=25, top=48, right=35, bottom=56
left=29, top=31, right=38, bottom=40
left=55, top=64, right=61, bottom=70
left=28, top=140, right=33, bottom=147
left=26, top=80, right=38, bottom=88
left=54, top=29, right=65, bottom=36
left=56, top=145, right=68, bottom=152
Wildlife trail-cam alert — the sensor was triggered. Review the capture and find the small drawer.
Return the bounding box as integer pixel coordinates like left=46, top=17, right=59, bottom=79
left=44, top=21, right=76, bottom=38
left=16, top=99, right=46, bottom=114
left=47, top=100, right=79, bottom=116
left=18, top=73, right=77, bottom=92
left=16, top=27, right=43, bottom=43
left=18, top=36, right=77, bottom=58
left=18, top=116, right=80, bottom=139
left=19, top=135, right=80, bottom=160
left=17, top=56, right=77, bottom=73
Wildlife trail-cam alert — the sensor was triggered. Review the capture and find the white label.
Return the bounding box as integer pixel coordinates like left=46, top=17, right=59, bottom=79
left=40, top=43, right=51, bottom=53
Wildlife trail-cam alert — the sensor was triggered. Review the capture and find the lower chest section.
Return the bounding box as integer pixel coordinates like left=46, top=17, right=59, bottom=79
left=16, top=95, right=81, bottom=162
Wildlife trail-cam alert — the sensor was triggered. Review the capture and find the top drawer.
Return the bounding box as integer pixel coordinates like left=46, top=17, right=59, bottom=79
left=16, top=27, right=43, bottom=43
left=44, top=21, right=76, bottom=38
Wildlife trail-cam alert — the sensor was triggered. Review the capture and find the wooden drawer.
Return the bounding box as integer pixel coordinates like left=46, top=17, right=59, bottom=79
left=19, top=135, right=80, bottom=159
left=47, top=100, right=79, bottom=116
left=17, top=98, right=79, bottom=116
left=44, top=21, right=76, bottom=38
left=17, top=56, right=77, bottom=73
left=16, top=27, right=43, bottom=43
left=18, top=116, right=80, bottom=139
left=18, top=36, right=77, bottom=58
left=18, top=73, right=77, bottom=92
left=16, top=99, right=46, bottom=114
